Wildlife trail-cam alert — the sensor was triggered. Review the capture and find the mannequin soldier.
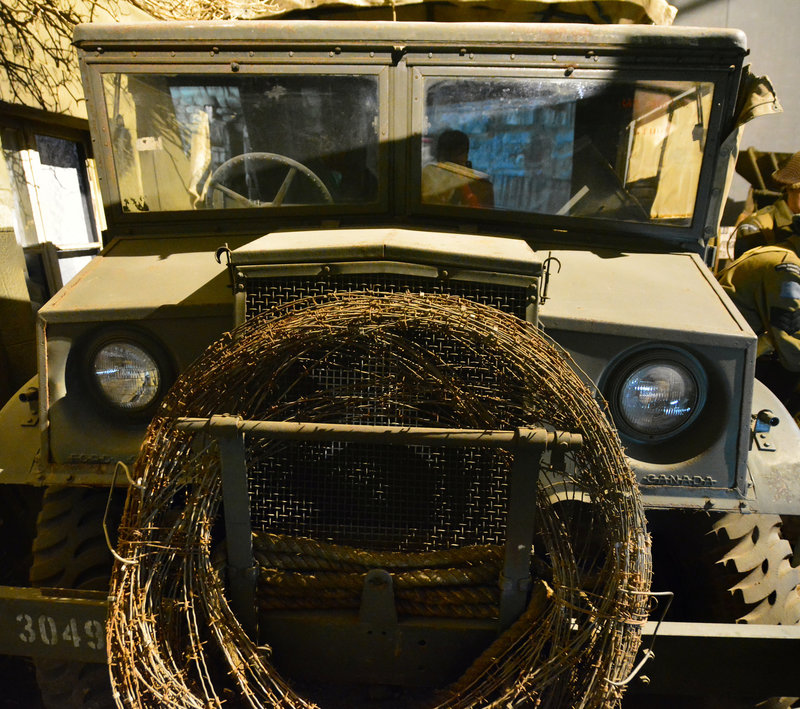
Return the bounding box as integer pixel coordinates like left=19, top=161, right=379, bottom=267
left=732, top=150, right=800, bottom=258
left=719, top=214, right=800, bottom=414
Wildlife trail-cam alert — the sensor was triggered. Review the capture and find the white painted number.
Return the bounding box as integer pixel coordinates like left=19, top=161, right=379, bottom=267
left=38, top=616, right=58, bottom=645
left=61, top=618, right=81, bottom=648
left=84, top=620, right=104, bottom=650
left=16, top=614, right=35, bottom=643
left=14, top=614, right=104, bottom=650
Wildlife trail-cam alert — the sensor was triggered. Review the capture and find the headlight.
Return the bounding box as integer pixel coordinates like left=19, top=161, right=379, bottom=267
left=90, top=339, right=162, bottom=414
left=607, top=349, right=706, bottom=442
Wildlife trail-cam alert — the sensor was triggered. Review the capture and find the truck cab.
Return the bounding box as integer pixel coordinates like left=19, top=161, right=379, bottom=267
left=1, top=16, right=798, bottom=708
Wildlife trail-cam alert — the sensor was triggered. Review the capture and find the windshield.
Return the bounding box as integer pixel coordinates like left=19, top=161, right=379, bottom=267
left=102, top=72, right=380, bottom=212
left=100, top=69, right=713, bottom=228
left=420, top=76, right=713, bottom=226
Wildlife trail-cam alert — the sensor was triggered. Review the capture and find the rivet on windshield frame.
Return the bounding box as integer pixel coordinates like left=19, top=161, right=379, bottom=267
left=170, top=51, right=176, bottom=57
left=510, top=53, right=515, bottom=60
left=289, top=51, right=294, bottom=57
left=249, top=51, right=255, bottom=57
left=551, top=54, right=557, bottom=61
left=459, top=48, right=467, bottom=56
left=564, top=67, right=574, bottom=76
left=334, top=46, right=342, bottom=54
left=428, top=52, right=433, bottom=58
left=469, top=52, right=474, bottom=59
left=96, top=46, right=103, bottom=54
left=370, top=51, right=375, bottom=57
left=231, top=62, right=240, bottom=72
left=211, top=47, right=219, bottom=55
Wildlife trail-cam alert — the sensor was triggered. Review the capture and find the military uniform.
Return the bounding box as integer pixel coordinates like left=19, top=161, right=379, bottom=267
left=732, top=198, right=796, bottom=259
left=719, top=234, right=800, bottom=373
left=421, top=161, right=494, bottom=208
left=732, top=150, right=800, bottom=259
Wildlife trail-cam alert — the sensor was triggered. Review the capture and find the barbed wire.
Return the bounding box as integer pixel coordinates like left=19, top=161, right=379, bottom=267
left=108, top=291, right=652, bottom=708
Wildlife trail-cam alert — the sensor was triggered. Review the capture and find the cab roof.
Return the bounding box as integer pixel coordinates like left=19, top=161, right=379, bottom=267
left=73, top=20, right=746, bottom=55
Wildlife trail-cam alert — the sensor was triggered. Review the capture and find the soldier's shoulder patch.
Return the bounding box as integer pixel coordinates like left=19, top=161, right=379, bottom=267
left=775, top=263, right=800, bottom=277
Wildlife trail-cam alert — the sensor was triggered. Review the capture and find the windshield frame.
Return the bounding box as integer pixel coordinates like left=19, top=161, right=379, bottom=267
left=82, top=60, right=392, bottom=231
left=77, top=21, right=745, bottom=250
left=407, top=61, right=732, bottom=244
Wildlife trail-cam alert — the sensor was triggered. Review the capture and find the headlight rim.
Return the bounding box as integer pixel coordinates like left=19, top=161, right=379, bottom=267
left=80, top=327, right=173, bottom=421
left=604, top=346, right=708, bottom=444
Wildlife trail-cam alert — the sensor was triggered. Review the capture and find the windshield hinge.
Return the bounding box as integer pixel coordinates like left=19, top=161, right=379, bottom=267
left=540, top=253, right=561, bottom=305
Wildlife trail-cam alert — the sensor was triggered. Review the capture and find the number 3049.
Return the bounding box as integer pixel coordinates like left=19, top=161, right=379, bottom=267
left=16, top=614, right=104, bottom=649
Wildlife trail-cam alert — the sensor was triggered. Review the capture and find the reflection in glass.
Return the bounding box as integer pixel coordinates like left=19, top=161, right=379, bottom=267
left=422, top=77, right=713, bottom=226
left=102, top=73, right=380, bottom=212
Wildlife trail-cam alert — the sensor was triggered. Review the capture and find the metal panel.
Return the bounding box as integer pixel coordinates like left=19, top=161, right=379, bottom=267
left=0, top=586, right=107, bottom=663
left=635, top=621, right=800, bottom=696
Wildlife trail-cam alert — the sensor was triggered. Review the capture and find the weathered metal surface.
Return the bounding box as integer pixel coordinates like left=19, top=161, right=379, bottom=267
left=635, top=621, right=800, bottom=696
left=74, top=20, right=746, bottom=53
left=212, top=415, right=259, bottom=639
left=499, top=443, right=543, bottom=628
left=177, top=416, right=583, bottom=450
left=746, top=379, right=800, bottom=515
left=230, top=228, right=543, bottom=278
left=38, top=235, right=243, bottom=324
left=0, top=586, right=107, bottom=663
left=259, top=612, right=498, bottom=686
left=0, top=377, right=41, bottom=485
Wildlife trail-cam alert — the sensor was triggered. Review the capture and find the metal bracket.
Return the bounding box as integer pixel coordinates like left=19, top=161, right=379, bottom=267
left=177, top=417, right=583, bottom=634
left=208, top=414, right=258, bottom=640
left=499, top=442, right=543, bottom=629
left=752, top=409, right=779, bottom=452
left=359, top=569, right=398, bottom=627
left=19, top=387, right=39, bottom=427
left=539, top=253, right=561, bottom=305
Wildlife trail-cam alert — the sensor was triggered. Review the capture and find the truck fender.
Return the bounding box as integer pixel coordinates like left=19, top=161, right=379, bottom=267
left=0, top=376, right=41, bottom=485
left=746, top=378, right=800, bottom=515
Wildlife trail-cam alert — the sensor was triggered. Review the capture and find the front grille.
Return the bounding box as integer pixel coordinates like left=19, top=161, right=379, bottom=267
left=248, top=444, right=509, bottom=552
left=245, top=274, right=530, bottom=321
left=243, top=273, right=529, bottom=552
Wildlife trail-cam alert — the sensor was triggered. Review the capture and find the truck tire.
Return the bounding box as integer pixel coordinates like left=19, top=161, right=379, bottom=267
left=29, top=486, right=122, bottom=709
left=712, top=513, right=799, bottom=709
left=711, top=513, right=800, bottom=625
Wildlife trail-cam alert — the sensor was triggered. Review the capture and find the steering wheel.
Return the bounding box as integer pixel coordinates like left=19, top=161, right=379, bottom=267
left=203, top=151, right=333, bottom=208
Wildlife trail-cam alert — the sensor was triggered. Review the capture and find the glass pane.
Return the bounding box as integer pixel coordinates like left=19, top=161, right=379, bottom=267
left=34, top=135, right=96, bottom=246
left=102, top=73, right=380, bottom=212
left=421, top=77, right=713, bottom=227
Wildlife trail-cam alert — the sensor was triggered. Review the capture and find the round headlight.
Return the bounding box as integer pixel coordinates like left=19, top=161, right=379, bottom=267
left=616, top=360, right=700, bottom=438
left=604, top=348, right=707, bottom=443
left=92, top=341, right=161, bottom=413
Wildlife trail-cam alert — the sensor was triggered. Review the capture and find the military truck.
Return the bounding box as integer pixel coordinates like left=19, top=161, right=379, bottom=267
left=1, top=5, right=800, bottom=708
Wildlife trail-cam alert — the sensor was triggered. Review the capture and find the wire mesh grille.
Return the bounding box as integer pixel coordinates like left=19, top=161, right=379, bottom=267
left=248, top=444, right=508, bottom=551
left=244, top=275, right=527, bottom=550
left=245, top=274, right=530, bottom=320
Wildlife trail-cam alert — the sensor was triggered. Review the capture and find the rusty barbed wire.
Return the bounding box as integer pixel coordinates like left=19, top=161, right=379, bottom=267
left=108, top=291, right=652, bottom=708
